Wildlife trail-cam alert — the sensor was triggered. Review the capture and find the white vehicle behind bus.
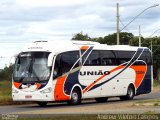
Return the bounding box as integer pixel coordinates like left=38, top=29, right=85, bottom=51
left=12, top=40, right=153, bottom=106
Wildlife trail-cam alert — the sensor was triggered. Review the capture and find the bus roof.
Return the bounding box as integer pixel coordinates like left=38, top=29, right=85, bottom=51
left=22, top=40, right=149, bottom=54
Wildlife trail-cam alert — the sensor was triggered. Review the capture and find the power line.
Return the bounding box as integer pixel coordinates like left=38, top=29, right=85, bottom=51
left=119, top=18, right=131, bottom=33
left=120, top=4, right=159, bottom=32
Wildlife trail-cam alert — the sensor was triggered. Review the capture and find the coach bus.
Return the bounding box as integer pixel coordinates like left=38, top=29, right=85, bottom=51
left=12, top=40, right=153, bottom=106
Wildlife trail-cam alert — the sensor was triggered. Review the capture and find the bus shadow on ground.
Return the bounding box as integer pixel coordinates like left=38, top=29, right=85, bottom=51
left=18, top=96, right=152, bottom=109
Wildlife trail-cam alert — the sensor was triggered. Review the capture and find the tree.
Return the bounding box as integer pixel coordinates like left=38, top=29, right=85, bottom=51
left=149, top=37, right=160, bottom=80
left=72, top=32, right=91, bottom=41
left=99, top=32, right=134, bottom=45
left=0, top=65, right=13, bottom=81
left=129, top=36, right=145, bottom=46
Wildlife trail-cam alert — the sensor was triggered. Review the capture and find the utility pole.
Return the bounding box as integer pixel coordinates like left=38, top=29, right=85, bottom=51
left=151, top=40, right=153, bottom=54
left=139, top=25, right=141, bottom=47
left=116, top=3, right=120, bottom=45
left=149, top=29, right=160, bottom=54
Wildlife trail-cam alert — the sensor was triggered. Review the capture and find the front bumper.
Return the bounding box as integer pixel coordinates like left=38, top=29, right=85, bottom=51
left=12, top=92, right=53, bottom=102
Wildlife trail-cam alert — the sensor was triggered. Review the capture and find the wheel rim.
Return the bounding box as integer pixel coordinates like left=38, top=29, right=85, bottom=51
left=72, top=92, right=78, bottom=103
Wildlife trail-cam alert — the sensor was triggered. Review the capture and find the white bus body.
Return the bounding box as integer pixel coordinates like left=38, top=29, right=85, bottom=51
left=12, top=40, right=153, bottom=106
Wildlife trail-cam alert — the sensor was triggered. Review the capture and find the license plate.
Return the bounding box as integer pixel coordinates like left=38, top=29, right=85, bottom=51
left=25, top=95, right=32, bottom=99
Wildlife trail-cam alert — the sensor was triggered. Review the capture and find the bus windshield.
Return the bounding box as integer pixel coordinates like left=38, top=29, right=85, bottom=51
left=13, top=52, right=51, bottom=83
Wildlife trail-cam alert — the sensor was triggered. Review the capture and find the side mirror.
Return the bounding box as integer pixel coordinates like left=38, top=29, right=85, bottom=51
left=48, top=53, right=55, bottom=67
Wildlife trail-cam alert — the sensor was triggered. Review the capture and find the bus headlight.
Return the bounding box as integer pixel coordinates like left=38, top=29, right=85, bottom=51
left=40, top=87, right=52, bottom=93
left=12, top=88, right=19, bottom=93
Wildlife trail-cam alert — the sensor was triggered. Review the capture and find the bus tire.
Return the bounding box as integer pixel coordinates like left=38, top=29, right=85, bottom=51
left=95, top=97, right=108, bottom=103
left=120, top=85, right=135, bottom=100
left=67, top=88, right=81, bottom=105
left=37, top=102, right=48, bottom=107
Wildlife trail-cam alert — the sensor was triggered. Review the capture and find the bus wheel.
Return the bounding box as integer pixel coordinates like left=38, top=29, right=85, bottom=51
left=37, top=102, right=48, bottom=107
left=67, top=88, right=81, bottom=105
left=95, top=97, right=108, bottom=103
left=120, top=85, right=135, bottom=100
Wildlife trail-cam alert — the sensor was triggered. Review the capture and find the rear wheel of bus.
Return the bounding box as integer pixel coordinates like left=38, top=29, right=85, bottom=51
left=120, top=85, right=135, bottom=100
left=67, top=88, right=81, bottom=105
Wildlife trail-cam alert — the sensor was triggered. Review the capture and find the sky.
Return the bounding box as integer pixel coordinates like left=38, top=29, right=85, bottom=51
left=0, top=0, right=160, bottom=69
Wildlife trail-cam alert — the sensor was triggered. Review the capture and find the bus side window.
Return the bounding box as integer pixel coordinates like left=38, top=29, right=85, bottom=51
left=84, top=51, right=101, bottom=66
left=115, top=51, right=135, bottom=65
left=60, top=51, right=80, bottom=75
left=100, top=50, right=116, bottom=65
left=53, top=51, right=80, bottom=79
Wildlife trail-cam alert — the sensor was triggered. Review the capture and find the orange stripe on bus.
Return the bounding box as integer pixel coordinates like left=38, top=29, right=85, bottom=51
left=54, top=75, right=70, bottom=101
left=13, top=82, right=21, bottom=88
left=110, top=65, right=124, bottom=73
left=35, top=83, right=41, bottom=89
left=80, top=46, right=89, bottom=50
left=130, top=65, right=147, bottom=89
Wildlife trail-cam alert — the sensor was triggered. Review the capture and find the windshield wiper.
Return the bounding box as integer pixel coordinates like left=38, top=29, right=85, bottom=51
left=18, top=76, right=25, bottom=83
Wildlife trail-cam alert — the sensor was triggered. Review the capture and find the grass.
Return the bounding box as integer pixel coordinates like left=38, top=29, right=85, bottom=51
left=4, top=114, right=160, bottom=120
left=144, top=110, right=160, bottom=114
left=153, top=79, right=160, bottom=87
left=0, top=80, right=29, bottom=105
left=17, top=115, right=97, bottom=120
left=0, top=80, right=12, bottom=105
left=135, top=99, right=160, bottom=104
left=133, top=99, right=160, bottom=107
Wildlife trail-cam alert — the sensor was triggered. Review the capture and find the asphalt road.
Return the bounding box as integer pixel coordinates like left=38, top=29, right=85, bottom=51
left=0, top=92, right=160, bottom=115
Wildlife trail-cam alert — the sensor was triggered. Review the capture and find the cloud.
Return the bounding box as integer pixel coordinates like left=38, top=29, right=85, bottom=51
left=0, top=43, right=27, bottom=68
left=16, top=0, right=92, bottom=8
left=0, top=0, right=159, bottom=68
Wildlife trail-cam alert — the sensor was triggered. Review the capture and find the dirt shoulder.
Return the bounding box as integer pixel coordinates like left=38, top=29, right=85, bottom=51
left=153, top=86, right=160, bottom=93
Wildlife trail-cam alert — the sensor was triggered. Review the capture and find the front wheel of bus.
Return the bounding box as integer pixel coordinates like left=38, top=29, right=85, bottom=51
left=67, top=88, right=81, bottom=105
left=120, top=85, right=135, bottom=100
left=37, top=102, right=48, bottom=107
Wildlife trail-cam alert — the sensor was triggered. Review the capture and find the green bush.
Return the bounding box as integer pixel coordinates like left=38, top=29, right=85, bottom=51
left=0, top=65, right=13, bottom=81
